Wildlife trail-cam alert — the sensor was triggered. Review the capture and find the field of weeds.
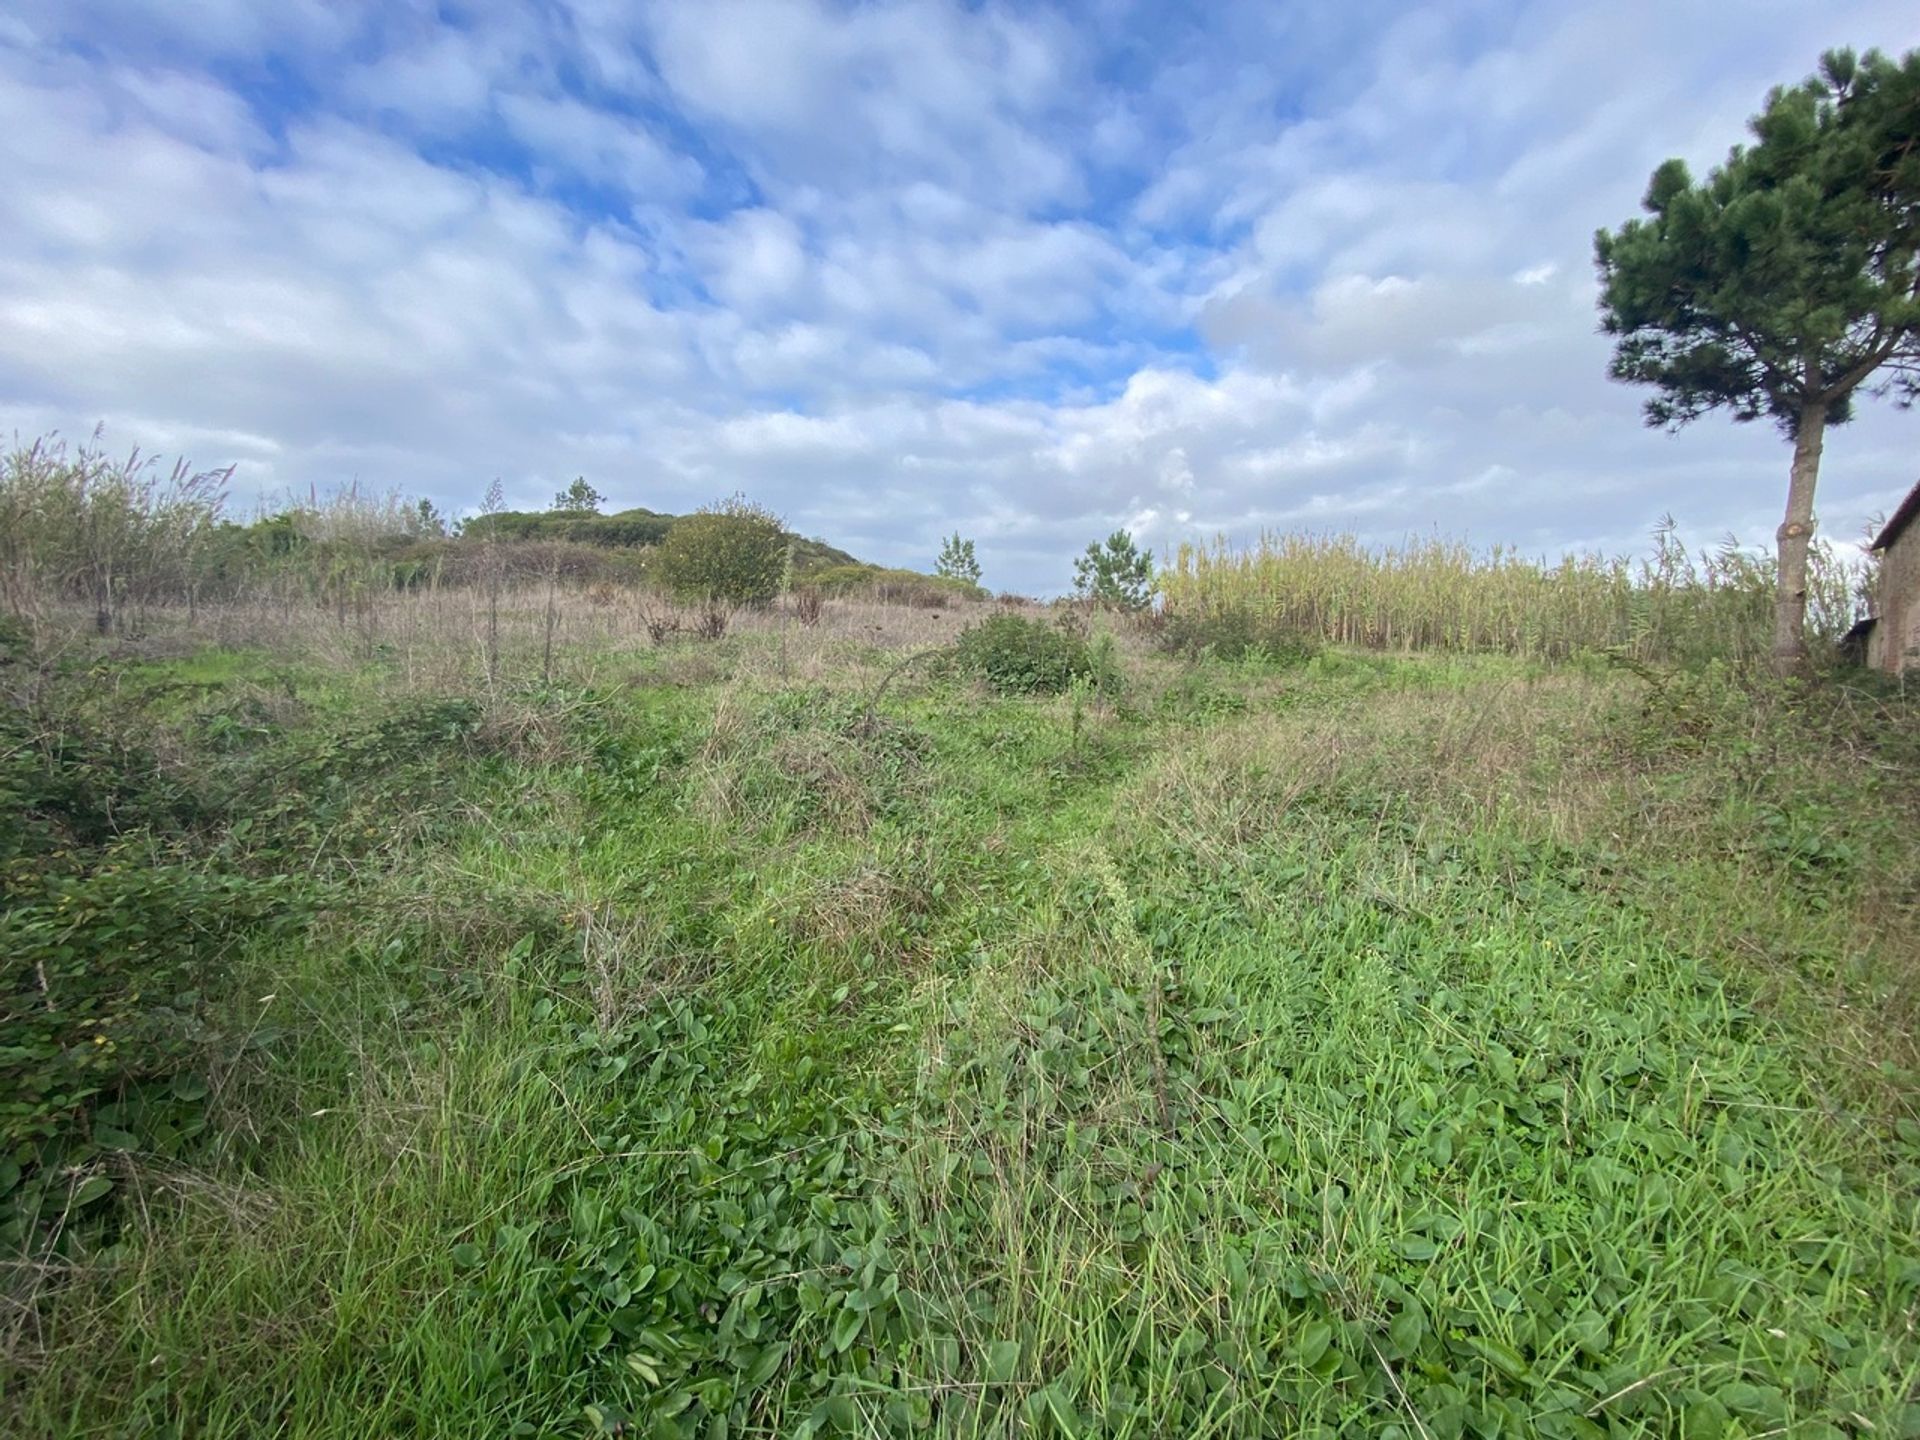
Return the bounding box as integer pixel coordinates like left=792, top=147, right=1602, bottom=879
left=4, top=595, right=1919, bottom=1438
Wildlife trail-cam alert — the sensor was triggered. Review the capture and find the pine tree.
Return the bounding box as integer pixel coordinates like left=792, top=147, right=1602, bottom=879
left=552, top=476, right=603, bottom=514
left=1072, top=530, right=1154, bottom=611
left=934, top=532, right=982, bottom=586
left=1595, top=47, right=1920, bottom=673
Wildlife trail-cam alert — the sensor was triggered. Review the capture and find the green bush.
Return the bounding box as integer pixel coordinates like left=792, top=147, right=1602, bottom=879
left=799, top=564, right=984, bottom=607
left=953, top=615, right=1107, bottom=695
left=652, top=498, right=788, bottom=606
left=1159, top=605, right=1321, bottom=664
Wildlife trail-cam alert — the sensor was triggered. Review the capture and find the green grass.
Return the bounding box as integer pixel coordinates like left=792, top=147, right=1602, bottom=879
left=5, top=632, right=1919, bottom=1438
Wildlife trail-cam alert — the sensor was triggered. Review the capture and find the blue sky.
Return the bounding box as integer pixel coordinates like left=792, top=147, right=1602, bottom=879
left=1, top=1, right=1915, bottom=593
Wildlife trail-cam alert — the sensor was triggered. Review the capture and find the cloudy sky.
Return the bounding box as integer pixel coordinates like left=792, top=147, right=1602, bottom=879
left=1, top=1, right=1915, bottom=593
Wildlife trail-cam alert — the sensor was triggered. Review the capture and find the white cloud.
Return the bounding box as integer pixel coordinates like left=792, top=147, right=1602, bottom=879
left=0, top=0, right=1915, bottom=595
left=497, top=92, right=703, bottom=197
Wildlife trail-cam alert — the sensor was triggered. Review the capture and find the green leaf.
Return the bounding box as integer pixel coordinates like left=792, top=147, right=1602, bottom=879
left=811, top=1393, right=859, bottom=1432
left=1716, top=1383, right=1785, bottom=1421
left=830, top=1305, right=864, bottom=1353
left=1388, top=1308, right=1426, bottom=1356
left=71, top=1175, right=113, bottom=1207
left=986, top=1339, right=1022, bottom=1383
left=451, top=1242, right=483, bottom=1269
left=1025, top=1384, right=1083, bottom=1438
left=742, top=1343, right=787, bottom=1389
left=1681, top=1396, right=1729, bottom=1440
left=1462, top=1335, right=1531, bottom=1382
left=1293, top=1320, right=1333, bottom=1368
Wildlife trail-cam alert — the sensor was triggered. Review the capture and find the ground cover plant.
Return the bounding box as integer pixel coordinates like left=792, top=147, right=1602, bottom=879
left=2, top=587, right=1918, bottom=1439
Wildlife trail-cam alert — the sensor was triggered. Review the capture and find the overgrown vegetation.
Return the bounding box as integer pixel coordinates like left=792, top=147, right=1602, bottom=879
left=1160, top=521, right=1866, bottom=664
left=951, top=612, right=1114, bottom=695
left=4, top=580, right=1916, bottom=1438
left=1156, top=603, right=1322, bottom=664
left=800, top=564, right=986, bottom=607
left=0, top=440, right=896, bottom=640
left=0, top=435, right=229, bottom=633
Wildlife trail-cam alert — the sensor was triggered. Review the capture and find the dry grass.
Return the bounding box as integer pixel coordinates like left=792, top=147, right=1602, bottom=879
left=20, top=585, right=1025, bottom=703
left=1161, top=526, right=1866, bottom=662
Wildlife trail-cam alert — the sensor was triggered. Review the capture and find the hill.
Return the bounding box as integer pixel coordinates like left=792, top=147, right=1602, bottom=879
left=460, top=506, right=864, bottom=575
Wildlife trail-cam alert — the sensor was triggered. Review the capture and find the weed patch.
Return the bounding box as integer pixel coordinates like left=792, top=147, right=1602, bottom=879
left=693, top=686, right=932, bottom=839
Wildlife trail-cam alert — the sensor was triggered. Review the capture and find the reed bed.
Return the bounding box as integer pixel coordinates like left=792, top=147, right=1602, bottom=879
left=1158, top=523, right=1866, bottom=664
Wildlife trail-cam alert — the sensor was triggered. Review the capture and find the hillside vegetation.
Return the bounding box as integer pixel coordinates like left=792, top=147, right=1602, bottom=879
left=0, top=435, right=942, bottom=635
left=465, top=506, right=864, bottom=577
left=4, top=579, right=1918, bottom=1438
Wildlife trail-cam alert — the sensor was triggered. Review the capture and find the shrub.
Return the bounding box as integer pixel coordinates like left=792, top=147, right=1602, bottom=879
left=459, top=507, right=674, bottom=548
left=652, top=497, right=788, bottom=607
left=953, top=614, right=1103, bottom=695
left=1159, top=605, right=1321, bottom=664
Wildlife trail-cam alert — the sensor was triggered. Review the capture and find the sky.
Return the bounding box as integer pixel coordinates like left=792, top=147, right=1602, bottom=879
left=1, top=1, right=1915, bottom=595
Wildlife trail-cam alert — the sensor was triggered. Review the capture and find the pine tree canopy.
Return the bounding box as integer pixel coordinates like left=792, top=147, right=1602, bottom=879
left=1595, top=47, right=1920, bottom=435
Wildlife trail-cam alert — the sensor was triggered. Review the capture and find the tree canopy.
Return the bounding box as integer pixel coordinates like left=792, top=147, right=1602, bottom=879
left=1594, top=46, right=1920, bottom=669
left=652, top=495, right=789, bottom=606
left=551, top=476, right=604, bottom=514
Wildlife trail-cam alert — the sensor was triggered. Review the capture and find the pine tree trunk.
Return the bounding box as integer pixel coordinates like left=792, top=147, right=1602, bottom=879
left=1772, top=402, right=1827, bottom=676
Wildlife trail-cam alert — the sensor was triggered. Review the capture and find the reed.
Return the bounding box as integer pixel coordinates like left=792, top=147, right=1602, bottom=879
left=1157, top=520, right=1864, bottom=665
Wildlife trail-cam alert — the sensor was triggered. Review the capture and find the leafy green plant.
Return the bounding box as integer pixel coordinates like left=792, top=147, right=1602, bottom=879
left=649, top=496, right=788, bottom=608
left=1159, top=605, right=1321, bottom=664
left=953, top=614, right=1102, bottom=695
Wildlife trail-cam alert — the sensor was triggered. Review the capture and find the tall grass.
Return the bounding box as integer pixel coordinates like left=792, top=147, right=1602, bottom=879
left=0, top=434, right=228, bottom=634
left=1159, top=521, right=1865, bottom=665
